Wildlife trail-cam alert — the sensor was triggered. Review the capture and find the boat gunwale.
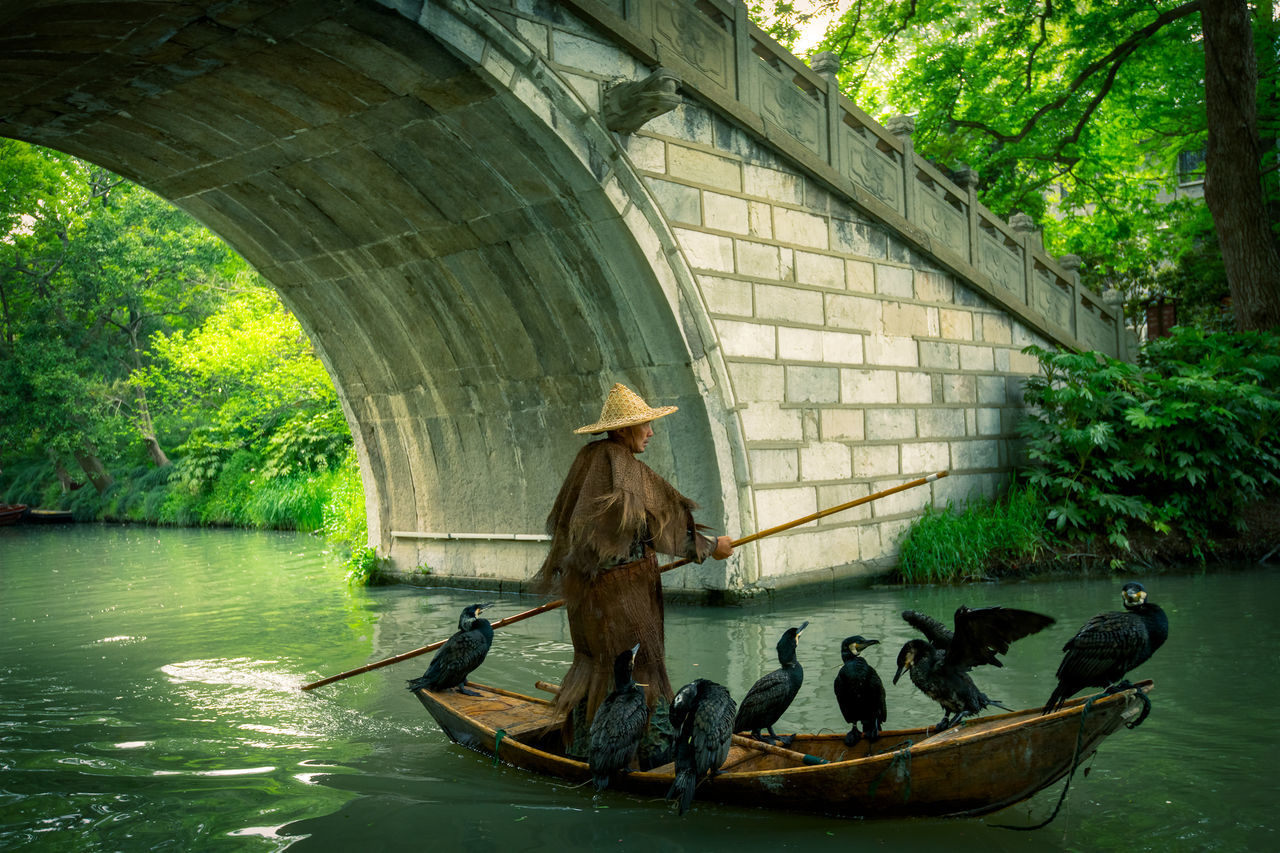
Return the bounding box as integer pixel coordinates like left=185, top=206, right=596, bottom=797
left=415, top=678, right=1153, bottom=782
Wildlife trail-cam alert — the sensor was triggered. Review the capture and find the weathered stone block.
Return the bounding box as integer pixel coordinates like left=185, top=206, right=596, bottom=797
left=917, top=407, right=966, bottom=438
left=774, top=207, right=829, bottom=250
left=940, top=308, right=973, bottom=340
left=958, top=343, right=995, bottom=371
left=645, top=177, right=700, bottom=224
left=919, top=340, right=960, bottom=369
left=749, top=447, right=799, bottom=483
left=795, top=250, right=845, bottom=289
left=914, top=269, right=953, bottom=302
left=717, top=319, right=777, bottom=358
left=740, top=403, right=804, bottom=442
left=757, top=284, right=823, bottom=324
left=977, top=407, right=1002, bottom=435
left=841, top=368, right=897, bottom=403
left=800, top=441, right=852, bottom=480
left=821, top=408, right=865, bottom=441
left=755, top=485, right=817, bottom=529
left=786, top=365, right=840, bottom=403
left=674, top=227, right=733, bottom=271
left=668, top=144, right=742, bottom=192
left=853, top=444, right=899, bottom=476
left=902, top=440, right=949, bottom=473
left=826, top=292, right=880, bottom=331
left=847, top=259, right=874, bottom=292
left=865, top=334, right=919, bottom=367
left=821, top=330, right=864, bottom=364
left=979, top=312, right=1013, bottom=344
left=778, top=326, right=823, bottom=361
left=698, top=274, right=753, bottom=316
left=898, top=371, right=932, bottom=404
left=743, top=163, right=803, bottom=204
left=977, top=375, right=1006, bottom=404
left=623, top=134, right=665, bottom=172
left=831, top=217, right=887, bottom=259
left=866, top=408, right=915, bottom=440
left=730, top=361, right=785, bottom=401
left=942, top=373, right=976, bottom=403
left=748, top=200, right=773, bottom=238
left=1009, top=348, right=1041, bottom=374
left=875, top=264, right=914, bottom=298
left=951, top=439, right=1000, bottom=470
left=735, top=238, right=783, bottom=279
left=703, top=190, right=749, bottom=233
left=881, top=302, right=931, bottom=337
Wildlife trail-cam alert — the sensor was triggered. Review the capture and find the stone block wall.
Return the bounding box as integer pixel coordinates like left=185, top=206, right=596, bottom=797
left=486, top=0, right=1056, bottom=588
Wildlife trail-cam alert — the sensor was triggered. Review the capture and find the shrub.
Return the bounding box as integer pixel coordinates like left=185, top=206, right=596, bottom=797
left=1019, top=328, right=1280, bottom=554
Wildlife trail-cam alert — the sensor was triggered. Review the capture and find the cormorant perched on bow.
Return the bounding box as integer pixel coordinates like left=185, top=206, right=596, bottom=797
left=666, top=678, right=737, bottom=816
left=833, top=635, right=886, bottom=746
left=588, top=643, right=648, bottom=791
left=406, top=602, right=494, bottom=696
left=734, top=622, right=808, bottom=745
left=1043, top=581, right=1169, bottom=714
left=893, top=605, right=1054, bottom=730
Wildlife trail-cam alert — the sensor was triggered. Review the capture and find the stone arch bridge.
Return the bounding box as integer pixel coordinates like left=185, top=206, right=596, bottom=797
left=1, top=0, right=1130, bottom=597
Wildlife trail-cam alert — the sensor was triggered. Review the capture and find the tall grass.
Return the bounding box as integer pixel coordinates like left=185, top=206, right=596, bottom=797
left=896, top=482, right=1049, bottom=583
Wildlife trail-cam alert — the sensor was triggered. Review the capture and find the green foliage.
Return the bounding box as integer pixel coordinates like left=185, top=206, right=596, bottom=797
left=1020, top=328, right=1280, bottom=554
left=897, top=482, right=1048, bottom=583
left=322, top=448, right=379, bottom=581
left=764, top=1, right=1280, bottom=323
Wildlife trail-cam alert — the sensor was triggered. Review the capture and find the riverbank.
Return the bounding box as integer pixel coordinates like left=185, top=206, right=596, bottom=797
left=978, top=496, right=1280, bottom=581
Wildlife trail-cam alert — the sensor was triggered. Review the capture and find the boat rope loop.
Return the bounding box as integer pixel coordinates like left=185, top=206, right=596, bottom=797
left=493, top=729, right=506, bottom=767
left=994, top=686, right=1153, bottom=832
left=867, top=739, right=913, bottom=803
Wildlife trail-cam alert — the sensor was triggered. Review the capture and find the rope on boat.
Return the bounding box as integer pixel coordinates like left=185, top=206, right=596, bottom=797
left=867, top=739, right=913, bottom=803
left=493, top=729, right=506, bottom=767
left=993, top=686, right=1151, bottom=832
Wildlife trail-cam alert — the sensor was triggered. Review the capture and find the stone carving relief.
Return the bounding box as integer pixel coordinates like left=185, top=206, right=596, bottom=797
left=655, top=0, right=731, bottom=90
left=603, top=67, right=682, bottom=134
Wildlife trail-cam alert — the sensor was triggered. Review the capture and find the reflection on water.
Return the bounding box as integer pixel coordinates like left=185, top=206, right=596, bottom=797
left=1, top=524, right=1276, bottom=851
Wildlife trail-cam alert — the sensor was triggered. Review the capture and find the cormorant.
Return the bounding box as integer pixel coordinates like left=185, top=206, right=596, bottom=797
left=833, top=635, right=886, bottom=746
left=588, top=643, right=648, bottom=791
left=893, top=605, right=1054, bottom=730
left=406, top=602, right=494, bottom=696
left=734, top=621, right=808, bottom=744
left=1043, top=581, right=1169, bottom=714
left=666, top=678, right=737, bottom=815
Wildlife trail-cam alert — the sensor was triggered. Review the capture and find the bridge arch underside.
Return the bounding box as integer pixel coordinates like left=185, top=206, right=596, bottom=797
left=0, top=0, right=731, bottom=588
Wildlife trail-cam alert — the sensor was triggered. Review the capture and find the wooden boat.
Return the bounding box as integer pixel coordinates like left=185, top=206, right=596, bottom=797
left=413, top=678, right=1153, bottom=819
left=25, top=508, right=74, bottom=523
left=0, top=503, right=29, bottom=525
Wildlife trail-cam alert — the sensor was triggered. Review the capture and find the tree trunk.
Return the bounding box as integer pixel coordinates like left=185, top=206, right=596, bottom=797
left=74, top=446, right=114, bottom=495
left=1201, top=0, right=1280, bottom=331
left=48, top=448, right=84, bottom=493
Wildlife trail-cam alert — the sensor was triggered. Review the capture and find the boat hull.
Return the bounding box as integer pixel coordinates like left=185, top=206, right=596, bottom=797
left=414, top=679, right=1152, bottom=818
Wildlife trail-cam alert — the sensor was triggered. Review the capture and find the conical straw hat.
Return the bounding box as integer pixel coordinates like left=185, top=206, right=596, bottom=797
left=574, top=383, right=678, bottom=434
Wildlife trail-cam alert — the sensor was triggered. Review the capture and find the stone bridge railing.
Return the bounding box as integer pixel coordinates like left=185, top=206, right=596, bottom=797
left=492, top=0, right=1127, bottom=359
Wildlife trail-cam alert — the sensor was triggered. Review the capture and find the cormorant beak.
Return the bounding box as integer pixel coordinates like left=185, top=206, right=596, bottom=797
left=796, top=621, right=809, bottom=639
left=478, top=602, right=495, bottom=613
left=630, top=642, right=641, bottom=656
left=857, top=639, right=880, bottom=653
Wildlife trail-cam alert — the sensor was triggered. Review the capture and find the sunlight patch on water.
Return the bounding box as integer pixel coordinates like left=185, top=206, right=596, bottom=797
left=153, top=765, right=276, bottom=777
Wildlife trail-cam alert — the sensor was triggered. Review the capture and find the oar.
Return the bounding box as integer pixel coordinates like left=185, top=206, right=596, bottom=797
left=300, top=470, right=948, bottom=691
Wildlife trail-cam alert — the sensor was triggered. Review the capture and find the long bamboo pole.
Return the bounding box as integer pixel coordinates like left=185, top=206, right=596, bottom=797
left=300, top=470, right=947, bottom=691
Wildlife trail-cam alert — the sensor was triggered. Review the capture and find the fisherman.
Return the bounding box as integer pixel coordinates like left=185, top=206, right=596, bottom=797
left=535, top=383, right=734, bottom=765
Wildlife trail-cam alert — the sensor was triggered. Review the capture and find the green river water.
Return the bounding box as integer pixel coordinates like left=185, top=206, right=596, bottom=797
left=1, top=524, right=1275, bottom=851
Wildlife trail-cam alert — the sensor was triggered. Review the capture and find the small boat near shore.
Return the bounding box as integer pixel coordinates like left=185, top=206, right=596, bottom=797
left=25, top=508, right=74, bottom=523
left=0, top=504, right=29, bottom=525
left=413, top=678, right=1153, bottom=819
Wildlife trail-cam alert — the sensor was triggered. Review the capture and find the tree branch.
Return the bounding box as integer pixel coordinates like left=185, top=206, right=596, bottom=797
left=949, top=1, right=1203, bottom=146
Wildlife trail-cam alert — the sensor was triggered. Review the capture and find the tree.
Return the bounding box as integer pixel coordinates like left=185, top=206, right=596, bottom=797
left=1, top=141, right=241, bottom=490
left=756, top=0, right=1280, bottom=331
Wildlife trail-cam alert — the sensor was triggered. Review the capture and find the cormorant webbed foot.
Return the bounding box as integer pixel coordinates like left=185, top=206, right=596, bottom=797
left=844, top=728, right=862, bottom=747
